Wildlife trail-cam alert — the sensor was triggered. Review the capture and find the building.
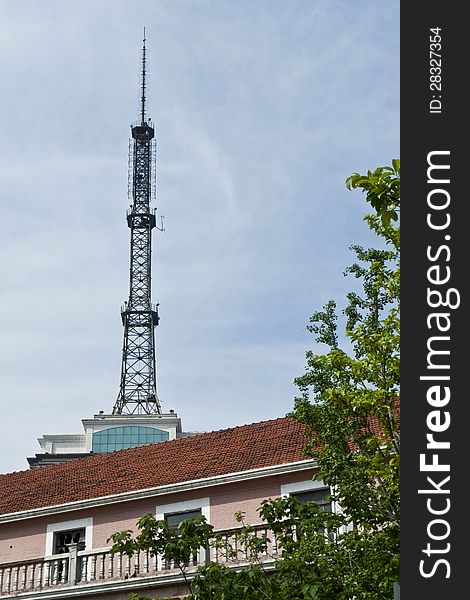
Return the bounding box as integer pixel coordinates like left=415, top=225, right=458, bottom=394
left=0, top=416, right=325, bottom=599
left=27, top=412, right=193, bottom=468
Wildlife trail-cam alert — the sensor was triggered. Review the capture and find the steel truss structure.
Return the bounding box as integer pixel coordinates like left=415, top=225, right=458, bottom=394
left=113, top=35, right=162, bottom=415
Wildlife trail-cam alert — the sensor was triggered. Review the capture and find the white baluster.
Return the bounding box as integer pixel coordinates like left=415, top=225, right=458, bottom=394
left=63, top=557, right=69, bottom=583
left=52, top=560, right=59, bottom=585
left=108, top=552, right=114, bottom=579
left=81, top=555, right=88, bottom=582
left=144, top=549, right=150, bottom=574
left=233, top=534, right=239, bottom=562
left=272, top=529, right=278, bottom=555
left=21, top=564, right=27, bottom=590
left=12, top=565, right=19, bottom=591
left=29, top=563, right=36, bottom=590
left=38, top=562, right=44, bottom=589
left=90, top=555, right=97, bottom=581
left=5, top=567, right=12, bottom=593
left=99, top=553, right=105, bottom=579
left=134, top=551, right=140, bottom=575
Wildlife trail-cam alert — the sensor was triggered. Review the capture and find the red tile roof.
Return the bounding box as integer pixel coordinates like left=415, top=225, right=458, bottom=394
left=0, top=417, right=309, bottom=517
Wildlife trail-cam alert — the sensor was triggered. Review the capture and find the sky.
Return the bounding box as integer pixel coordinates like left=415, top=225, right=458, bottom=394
left=0, top=0, right=399, bottom=473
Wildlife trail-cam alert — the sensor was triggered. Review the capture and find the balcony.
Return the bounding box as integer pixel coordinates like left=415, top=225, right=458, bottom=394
left=0, top=525, right=278, bottom=599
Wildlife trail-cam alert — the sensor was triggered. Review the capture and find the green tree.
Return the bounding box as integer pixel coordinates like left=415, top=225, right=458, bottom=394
left=109, top=161, right=400, bottom=600
left=107, top=513, right=214, bottom=598
left=292, top=160, right=400, bottom=598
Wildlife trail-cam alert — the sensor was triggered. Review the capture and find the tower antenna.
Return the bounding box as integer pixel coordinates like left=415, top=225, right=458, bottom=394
left=113, top=32, right=161, bottom=415
left=141, top=28, right=147, bottom=125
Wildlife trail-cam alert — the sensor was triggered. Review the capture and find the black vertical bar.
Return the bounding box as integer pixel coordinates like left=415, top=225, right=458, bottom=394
left=401, top=4, right=466, bottom=598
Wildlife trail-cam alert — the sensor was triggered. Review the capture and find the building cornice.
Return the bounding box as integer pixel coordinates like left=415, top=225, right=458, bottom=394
left=0, top=460, right=316, bottom=523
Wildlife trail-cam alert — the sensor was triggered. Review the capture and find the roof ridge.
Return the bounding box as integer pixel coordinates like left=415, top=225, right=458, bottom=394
left=1, top=415, right=296, bottom=477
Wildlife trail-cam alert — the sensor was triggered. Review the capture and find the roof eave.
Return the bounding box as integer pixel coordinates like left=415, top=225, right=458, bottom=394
left=0, top=459, right=316, bottom=523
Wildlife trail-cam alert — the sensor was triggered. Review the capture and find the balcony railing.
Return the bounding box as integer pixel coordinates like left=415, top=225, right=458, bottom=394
left=0, top=525, right=278, bottom=597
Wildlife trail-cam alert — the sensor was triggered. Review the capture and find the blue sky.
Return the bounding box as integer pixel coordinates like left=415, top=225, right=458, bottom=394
left=0, top=0, right=399, bottom=473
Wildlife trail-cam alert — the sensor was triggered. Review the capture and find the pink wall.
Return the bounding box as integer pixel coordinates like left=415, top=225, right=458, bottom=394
left=208, top=469, right=318, bottom=529
left=0, top=519, right=46, bottom=564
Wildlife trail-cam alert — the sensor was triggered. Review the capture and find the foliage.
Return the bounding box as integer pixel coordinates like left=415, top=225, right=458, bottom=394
left=292, top=159, right=400, bottom=597
left=345, top=160, right=400, bottom=228
left=109, top=161, right=400, bottom=600
left=107, top=513, right=214, bottom=597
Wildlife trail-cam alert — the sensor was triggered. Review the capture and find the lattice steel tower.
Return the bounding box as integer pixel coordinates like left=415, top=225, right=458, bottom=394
left=113, top=33, right=162, bottom=415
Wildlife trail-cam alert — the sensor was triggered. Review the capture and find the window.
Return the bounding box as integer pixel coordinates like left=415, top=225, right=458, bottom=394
left=166, top=509, right=202, bottom=532
left=281, top=481, right=335, bottom=540
left=281, top=480, right=352, bottom=536
left=292, top=488, right=332, bottom=512
left=53, top=528, right=86, bottom=554
left=46, top=518, right=93, bottom=556
left=281, top=481, right=333, bottom=507
left=92, top=426, right=169, bottom=453
left=45, top=518, right=92, bottom=585
left=164, top=509, right=202, bottom=567
left=156, top=498, right=210, bottom=525
left=156, top=498, right=210, bottom=569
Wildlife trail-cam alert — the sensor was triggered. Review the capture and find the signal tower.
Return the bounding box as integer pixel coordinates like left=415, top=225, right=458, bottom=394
left=113, top=33, right=162, bottom=415
left=27, top=34, right=187, bottom=468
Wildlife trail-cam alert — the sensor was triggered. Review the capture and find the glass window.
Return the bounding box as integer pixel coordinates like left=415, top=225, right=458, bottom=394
left=292, top=488, right=332, bottom=512
left=92, top=426, right=169, bottom=453
left=53, top=528, right=86, bottom=554
left=166, top=509, right=202, bottom=532
left=290, top=488, right=332, bottom=541
left=164, top=509, right=202, bottom=567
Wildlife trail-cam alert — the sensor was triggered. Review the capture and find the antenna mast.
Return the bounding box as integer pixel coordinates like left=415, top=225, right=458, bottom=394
left=141, top=27, right=147, bottom=125
left=113, top=32, right=161, bottom=415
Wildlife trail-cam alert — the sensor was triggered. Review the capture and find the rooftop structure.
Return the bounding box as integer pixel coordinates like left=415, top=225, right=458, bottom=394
left=27, top=411, right=185, bottom=468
